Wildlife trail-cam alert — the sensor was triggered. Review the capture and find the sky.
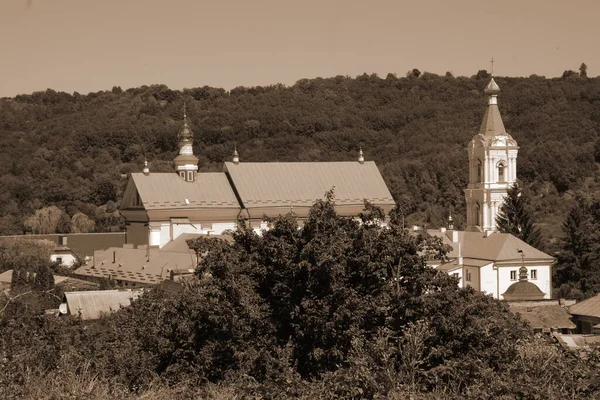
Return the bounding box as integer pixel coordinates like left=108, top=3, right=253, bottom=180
left=1, top=0, right=599, bottom=97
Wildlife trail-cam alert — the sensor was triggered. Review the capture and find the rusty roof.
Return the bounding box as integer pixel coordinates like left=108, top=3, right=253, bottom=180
left=224, top=161, right=395, bottom=209
left=509, top=303, right=576, bottom=330
left=130, top=172, right=240, bottom=210
left=64, top=289, right=142, bottom=320
left=568, top=294, right=600, bottom=318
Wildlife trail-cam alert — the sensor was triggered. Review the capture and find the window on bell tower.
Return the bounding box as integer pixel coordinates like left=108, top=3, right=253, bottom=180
left=476, top=160, right=482, bottom=183
left=498, top=162, right=506, bottom=183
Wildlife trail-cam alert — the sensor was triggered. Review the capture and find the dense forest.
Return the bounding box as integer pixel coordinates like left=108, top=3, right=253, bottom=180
left=1, top=199, right=599, bottom=399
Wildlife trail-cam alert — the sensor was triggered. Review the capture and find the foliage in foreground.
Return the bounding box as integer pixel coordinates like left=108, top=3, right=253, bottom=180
left=1, top=198, right=599, bottom=399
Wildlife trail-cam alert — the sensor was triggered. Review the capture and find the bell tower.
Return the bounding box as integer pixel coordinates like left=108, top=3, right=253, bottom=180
left=173, top=104, right=199, bottom=182
left=465, top=76, right=518, bottom=232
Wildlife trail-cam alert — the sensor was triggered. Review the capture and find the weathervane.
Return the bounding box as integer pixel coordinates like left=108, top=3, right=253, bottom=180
left=491, top=57, right=495, bottom=76
left=183, top=103, right=187, bottom=119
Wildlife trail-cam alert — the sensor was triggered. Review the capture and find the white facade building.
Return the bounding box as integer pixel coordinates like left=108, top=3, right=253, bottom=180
left=433, top=77, right=553, bottom=300
left=465, top=77, right=519, bottom=233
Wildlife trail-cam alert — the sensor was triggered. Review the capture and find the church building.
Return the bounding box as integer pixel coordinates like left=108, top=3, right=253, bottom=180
left=119, top=107, right=396, bottom=248
left=81, top=75, right=554, bottom=299
left=432, top=76, right=553, bottom=300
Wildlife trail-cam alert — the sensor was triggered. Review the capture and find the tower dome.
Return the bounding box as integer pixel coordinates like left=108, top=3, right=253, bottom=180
left=173, top=104, right=199, bottom=182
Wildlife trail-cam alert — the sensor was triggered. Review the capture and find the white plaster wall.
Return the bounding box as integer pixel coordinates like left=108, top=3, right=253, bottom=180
left=159, top=223, right=170, bottom=248
left=498, top=265, right=551, bottom=300
left=479, top=263, right=498, bottom=298
left=172, top=223, right=203, bottom=240
left=211, top=222, right=236, bottom=234
left=51, top=253, right=77, bottom=267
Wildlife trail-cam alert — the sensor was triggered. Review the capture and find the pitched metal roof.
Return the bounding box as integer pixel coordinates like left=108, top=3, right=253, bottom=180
left=456, top=232, right=553, bottom=262
left=130, top=172, right=240, bottom=210
left=64, top=289, right=141, bottom=320
left=224, top=161, right=395, bottom=209
left=568, top=294, right=600, bottom=318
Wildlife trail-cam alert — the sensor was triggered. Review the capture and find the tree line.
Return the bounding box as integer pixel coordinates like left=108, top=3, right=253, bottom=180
left=1, top=198, right=599, bottom=398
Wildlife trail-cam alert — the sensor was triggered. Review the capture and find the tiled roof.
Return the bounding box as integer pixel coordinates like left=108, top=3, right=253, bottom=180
left=509, top=303, right=576, bottom=330
left=64, top=289, right=141, bottom=320
left=568, top=294, right=600, bottom=318
left=73, top=234, right=231, bottom=285
left=130, top=172, right=240, bottom=210
left=503, top=281, right=545, bottom=300
left=224, top=161, right=395, bottom=209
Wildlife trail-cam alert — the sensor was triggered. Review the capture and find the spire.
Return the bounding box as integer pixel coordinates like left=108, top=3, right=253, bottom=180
left=358, top=147, right=364, bottom=164
left=233, top=145, right=239, bottom=164
left=178, top=103, right=193, bottom=142
left=142, top=159, right=150, bottom=175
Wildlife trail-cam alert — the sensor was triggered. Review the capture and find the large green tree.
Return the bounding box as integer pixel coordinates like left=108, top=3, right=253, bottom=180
left=496, top=183, right=541, bottom=248
left=554, top=194, right=600, bottom=295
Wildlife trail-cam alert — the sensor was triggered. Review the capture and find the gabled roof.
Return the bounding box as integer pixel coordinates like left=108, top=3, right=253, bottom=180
left=126, top=172, right=240, bottom=210
left=224, top=161, right=395, bottom=209
left=568, top=294, right=600, bottom=318
left=63, top=289, right=141, bottom=320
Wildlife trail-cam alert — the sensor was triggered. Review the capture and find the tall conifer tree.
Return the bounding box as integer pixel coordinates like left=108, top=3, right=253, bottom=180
left=495, top=183, right=541, bottom=248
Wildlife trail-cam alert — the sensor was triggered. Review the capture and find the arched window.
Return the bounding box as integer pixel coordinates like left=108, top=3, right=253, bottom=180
left=497, top=162, right=506, bottom=183
left=474, top=203, right=480, bottom=226
left=476, top=160, right=482, bottom=183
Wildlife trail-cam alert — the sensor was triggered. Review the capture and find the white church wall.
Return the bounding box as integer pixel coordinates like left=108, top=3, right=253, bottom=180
left=498, top=265, right=551, bottom=300
left=479, top=262, right=498, bottom=299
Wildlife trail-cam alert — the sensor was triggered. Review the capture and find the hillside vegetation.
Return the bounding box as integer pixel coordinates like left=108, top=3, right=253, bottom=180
left=1, top=72, right=600, bottom=246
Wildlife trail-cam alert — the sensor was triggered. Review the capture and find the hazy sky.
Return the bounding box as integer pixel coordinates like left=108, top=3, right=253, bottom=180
left=1, top=0, right=598, bottom=97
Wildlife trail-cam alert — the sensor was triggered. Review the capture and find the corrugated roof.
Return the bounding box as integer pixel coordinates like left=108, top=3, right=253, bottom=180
left=130, top=172, right=240, bottom=210
left=568, top=294, right=600, bottom=318
left=64, top=289, right=141, bottom=320
left=224, top=161, right=395, bottom=209
left=509, top=303, right=575, bottom=330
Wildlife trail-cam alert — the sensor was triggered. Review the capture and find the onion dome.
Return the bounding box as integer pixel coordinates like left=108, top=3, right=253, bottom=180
left=484, top=77, right=501, bottom=96
left=178, top=105, right=194, bottom=142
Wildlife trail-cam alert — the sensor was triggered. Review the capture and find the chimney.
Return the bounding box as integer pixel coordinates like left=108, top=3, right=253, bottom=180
left=112, top=250, right=116, bottom=264
left=440, top=227, right=446, bottom=233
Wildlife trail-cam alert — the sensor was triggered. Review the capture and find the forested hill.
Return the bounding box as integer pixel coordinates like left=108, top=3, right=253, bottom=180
left=1, top=72, right=600, bottom=248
